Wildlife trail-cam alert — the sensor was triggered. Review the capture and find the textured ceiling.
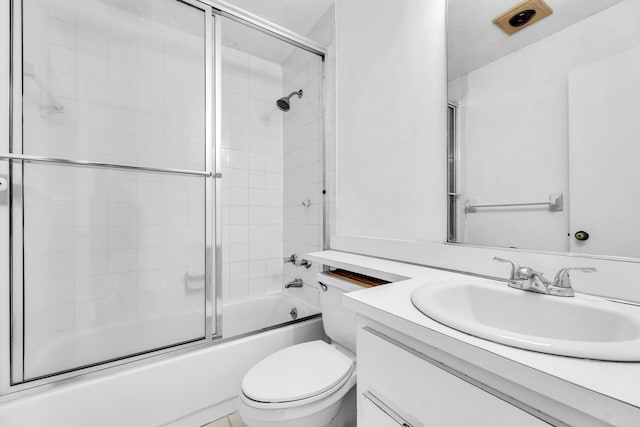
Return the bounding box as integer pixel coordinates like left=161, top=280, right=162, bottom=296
left=221, top=0, right=334, bottom=64
left=223, top=0, right=335, bottom=36
left=448, top=0, right=624, bottom=79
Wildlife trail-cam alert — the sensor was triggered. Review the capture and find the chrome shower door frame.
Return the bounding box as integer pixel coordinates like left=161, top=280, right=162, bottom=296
left=2, top=0, right=218, bottom=392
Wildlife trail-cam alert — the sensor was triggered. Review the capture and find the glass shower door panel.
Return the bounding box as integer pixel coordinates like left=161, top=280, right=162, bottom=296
left=21, top=0, right=206, bottom=170
left=13, top=0, right=213, bottom=380
left=21, top=163, right=206, bottom=379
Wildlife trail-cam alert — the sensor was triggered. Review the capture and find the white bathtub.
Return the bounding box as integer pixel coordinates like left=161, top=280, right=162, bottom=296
left=21, top=292, right=319, bottom=380
left=222, top=292, right=320, bottom=338
left=0, top=297, right=324, bottom=427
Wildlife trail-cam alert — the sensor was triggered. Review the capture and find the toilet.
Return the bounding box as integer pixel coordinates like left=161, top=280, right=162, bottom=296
left=238, top=272, right=361, bottom=427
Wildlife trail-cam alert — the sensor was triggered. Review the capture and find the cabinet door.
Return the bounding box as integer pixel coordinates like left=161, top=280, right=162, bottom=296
left=358, top=327, right=550, bottom=427
left=361, top=391, right=412, bottom=427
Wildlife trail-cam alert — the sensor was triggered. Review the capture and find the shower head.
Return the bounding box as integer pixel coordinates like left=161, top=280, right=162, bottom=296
left=276, top=89, right=303, bottom=112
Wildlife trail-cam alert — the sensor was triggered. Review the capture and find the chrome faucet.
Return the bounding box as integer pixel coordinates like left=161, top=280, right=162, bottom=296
left=493, top=257, right=596, bottom=297
left=285, top=278, right=303, bottom=288
left=494, top=257, right=552, bottom=294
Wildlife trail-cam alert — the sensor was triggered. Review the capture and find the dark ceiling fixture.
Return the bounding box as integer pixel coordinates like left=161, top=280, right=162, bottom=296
left=493, top=0, right=553, bottom=35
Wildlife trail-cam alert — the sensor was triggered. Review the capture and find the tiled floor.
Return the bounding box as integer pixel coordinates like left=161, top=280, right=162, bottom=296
left=202, top=411, right=248, bottom=427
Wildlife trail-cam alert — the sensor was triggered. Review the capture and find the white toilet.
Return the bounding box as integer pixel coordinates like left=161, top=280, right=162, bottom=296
left=238, top=272, right=361, bottom=427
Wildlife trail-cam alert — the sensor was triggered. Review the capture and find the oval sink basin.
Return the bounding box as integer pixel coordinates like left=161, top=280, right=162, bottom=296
left=411, top=280, right=640, bottom=361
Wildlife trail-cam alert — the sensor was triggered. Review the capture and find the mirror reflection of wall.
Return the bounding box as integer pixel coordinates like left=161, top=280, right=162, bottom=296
left=447, top=0, right=640, bottom=259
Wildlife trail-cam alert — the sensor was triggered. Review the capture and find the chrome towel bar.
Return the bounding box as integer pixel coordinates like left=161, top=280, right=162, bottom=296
left=465, top=193, right=563, bottom=213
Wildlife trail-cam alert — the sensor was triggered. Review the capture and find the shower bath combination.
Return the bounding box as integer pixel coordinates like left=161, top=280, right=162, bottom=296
left=276, top=89, right=303, bottom=111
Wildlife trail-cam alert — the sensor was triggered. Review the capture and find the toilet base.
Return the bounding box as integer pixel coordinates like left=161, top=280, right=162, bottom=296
left=326, top=386, right=356, bottom=427
left=239, top=385, right=356, bottom=427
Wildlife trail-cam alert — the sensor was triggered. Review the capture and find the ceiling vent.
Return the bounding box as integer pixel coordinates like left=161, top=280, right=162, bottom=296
left=493, top=0, right=553, bottom=35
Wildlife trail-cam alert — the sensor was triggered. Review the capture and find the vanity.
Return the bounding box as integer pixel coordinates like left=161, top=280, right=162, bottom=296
left=307, top=250, right=640, bottom=427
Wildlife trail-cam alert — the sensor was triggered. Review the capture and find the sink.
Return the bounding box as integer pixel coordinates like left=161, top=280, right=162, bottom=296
left=411, top=280, right=640, bottom=361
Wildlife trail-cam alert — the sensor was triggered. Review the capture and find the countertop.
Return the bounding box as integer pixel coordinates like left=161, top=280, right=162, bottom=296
left=306, top=250, right=640, bottom=425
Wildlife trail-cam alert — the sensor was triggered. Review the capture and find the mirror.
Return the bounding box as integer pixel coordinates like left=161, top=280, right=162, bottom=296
left=447, top=0, right=640, bottom=260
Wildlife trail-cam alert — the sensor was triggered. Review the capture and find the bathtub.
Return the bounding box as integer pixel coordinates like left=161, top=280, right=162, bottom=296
left=0, top=294, right=324, bottom=427
left=22, top=292, right=319, bottom=380
left=222, top=292, right=320, bottom=338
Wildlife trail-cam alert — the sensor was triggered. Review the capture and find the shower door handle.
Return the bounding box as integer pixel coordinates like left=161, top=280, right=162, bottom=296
left=0, top=177, right=7, bottom=204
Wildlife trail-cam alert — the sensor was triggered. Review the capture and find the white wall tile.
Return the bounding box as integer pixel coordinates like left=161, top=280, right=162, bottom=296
left=77, top=52, right=107, bottom=80
left=77, top=27, right=108, bottom=57
left=249, top=188, right=266, bottom=207
left=228, top=225, right=249, bottom=243
left=49, top=18, right=77, bottom=49
left=248, top=226, right=267, bottom=246
left=227, top=243, right=249, bottom=262
left=49, top=45, right=76, bottom=74
left=248, top=260, right=266, bottom=279
left=228, top=206, right=249, bottom=225
left=249, top=170, right=266, bottom=189
left=229, top=262, right=249, bottom=281
left=249, top=241, right=266, bottom=261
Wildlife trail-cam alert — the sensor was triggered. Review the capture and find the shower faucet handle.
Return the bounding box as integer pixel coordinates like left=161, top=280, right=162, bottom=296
left=297, top=259, right=312, bottom=269
left=284, top=254, right=298, bottom=264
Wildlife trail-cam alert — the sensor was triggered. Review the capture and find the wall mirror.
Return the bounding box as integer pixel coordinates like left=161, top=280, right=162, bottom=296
left=447, top=0, right=640, bottom=260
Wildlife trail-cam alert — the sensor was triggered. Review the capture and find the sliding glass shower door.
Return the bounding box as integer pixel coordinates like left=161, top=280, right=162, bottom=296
left=3, top=0, right=215, bottom=382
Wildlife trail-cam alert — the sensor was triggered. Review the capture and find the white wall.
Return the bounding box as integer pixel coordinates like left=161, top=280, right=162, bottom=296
left=334, top=0, right=447, bottom=242
left=449, top=0, right=640, bottom=253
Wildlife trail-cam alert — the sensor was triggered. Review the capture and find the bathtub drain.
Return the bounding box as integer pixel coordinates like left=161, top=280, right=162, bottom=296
left=289, top=307, right=298, bottom=320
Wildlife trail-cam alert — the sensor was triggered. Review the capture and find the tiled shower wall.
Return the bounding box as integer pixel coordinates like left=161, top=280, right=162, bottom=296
left=221, top=46, right=284, bottom=303
left=281, top=9, right=333, bottom=308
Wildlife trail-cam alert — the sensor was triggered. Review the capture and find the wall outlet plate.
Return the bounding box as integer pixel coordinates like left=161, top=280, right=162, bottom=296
left=493, top=0, right=553, bottom=35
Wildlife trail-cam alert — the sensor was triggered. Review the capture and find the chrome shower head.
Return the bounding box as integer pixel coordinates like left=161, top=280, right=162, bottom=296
left=276, top=89, right=303, bottom=112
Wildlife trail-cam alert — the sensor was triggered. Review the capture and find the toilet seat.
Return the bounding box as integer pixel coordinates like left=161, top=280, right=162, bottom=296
left=241, top=340, right=355, bottom=408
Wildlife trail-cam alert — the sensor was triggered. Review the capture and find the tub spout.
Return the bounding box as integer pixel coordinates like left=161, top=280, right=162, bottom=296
left=285, top=278, right=303, bottom=288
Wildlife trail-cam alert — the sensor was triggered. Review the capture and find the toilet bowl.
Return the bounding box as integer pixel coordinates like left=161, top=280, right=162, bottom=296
left=238, top=273, right=362, bottom=427
left=239, top=340, right=356, bottom=427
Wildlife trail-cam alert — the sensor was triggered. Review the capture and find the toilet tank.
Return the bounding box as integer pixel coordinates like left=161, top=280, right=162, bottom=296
left=317, top=272, right=365, bottom=354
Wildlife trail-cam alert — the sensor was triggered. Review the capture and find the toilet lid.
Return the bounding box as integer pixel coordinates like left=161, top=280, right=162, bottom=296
left=242, top=340, right=354, bottom=403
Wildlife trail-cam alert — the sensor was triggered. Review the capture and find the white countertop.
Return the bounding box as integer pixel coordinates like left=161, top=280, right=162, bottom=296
left=306, top=250, right=640, bottom=423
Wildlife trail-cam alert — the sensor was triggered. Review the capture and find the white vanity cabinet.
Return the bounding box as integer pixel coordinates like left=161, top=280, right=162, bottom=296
left=357, top=322, right=550, bottom=427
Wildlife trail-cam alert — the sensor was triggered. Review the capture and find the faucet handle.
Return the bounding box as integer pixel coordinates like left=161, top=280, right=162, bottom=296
left=297, top=258, right=312, bottom=269
left=284, top=254, right=298, bottom=264
left=493, top=257, right=521, bottom=280
left=553, top=267, right=597, bottom=288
